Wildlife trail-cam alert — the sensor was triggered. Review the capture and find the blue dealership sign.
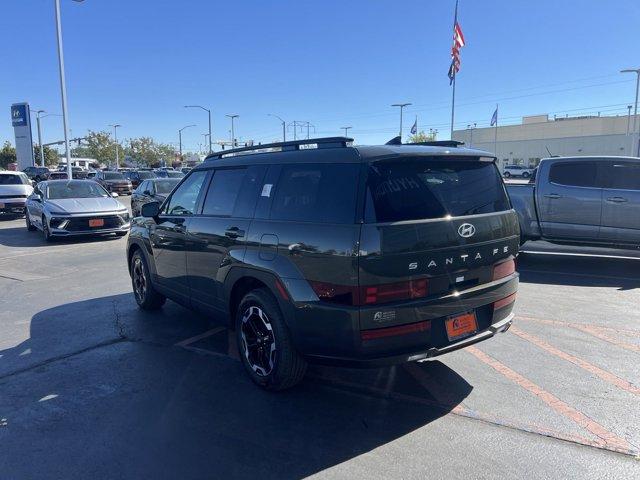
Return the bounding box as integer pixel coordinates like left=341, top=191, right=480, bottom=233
left=11, top=103, right=28, bottom=127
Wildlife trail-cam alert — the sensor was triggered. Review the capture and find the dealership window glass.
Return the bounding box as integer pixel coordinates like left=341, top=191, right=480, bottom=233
left=365, top=159, right=510, bottom=223
left=270, top=163, right=359, bottom=224
left=549, top=162, right=600, bottom=188
left=163, top=170, right=207, bottom=215
left=604, top=162, right=640, bottom=190
left=202, top=169, right=246, bottom=216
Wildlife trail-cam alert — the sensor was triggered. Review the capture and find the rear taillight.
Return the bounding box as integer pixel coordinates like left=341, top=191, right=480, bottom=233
left=493, top=258, right=515, bottom=281
left=361, top=320, right=430, bottom=341
left=308, top=278, right=429, bottom=306
left=494, top=292, right=516, bottom=309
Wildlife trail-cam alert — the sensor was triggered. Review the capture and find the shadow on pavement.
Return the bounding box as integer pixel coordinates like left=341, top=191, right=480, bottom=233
left=0, top=293, right=472, bottom=479
left=0, top=225, right=124, bottom=248
left=518, top=251, right=640, bottom=290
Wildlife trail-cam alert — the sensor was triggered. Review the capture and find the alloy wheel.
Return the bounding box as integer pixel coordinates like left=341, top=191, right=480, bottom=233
left=240, top=306, right=276, bottom=377
left=132, top=257, right=147, bottom=302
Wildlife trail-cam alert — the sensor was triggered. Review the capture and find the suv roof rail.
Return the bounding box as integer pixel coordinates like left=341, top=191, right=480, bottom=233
left=205, top=136, right=353, bottom=161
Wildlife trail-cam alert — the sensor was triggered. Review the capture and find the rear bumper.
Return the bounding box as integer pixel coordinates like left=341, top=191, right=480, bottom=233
left=0, top=200, right=26, bottom=214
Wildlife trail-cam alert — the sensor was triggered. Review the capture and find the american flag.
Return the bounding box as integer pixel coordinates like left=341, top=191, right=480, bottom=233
left=448, top=21, right=466, bottom=84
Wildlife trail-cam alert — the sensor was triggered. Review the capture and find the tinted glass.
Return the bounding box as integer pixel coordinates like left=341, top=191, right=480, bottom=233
left=365, top=159, right=510, bottom=223
left=163, top=170, right=207, bottom=215
left=155, top=179, right=180, bottom=194
left=270, top=163, right=359, bottom=224
left=135, top=181, right=148, bottom=194
left=138, top=171, right=157, bottom=180
left=0, top=173, right=30, bottom=185
left=47, top=181, right=109, bottom=199
left=103, top=172, right=125, bottom=180
left=202, top=169, right=246, bottom=216
left=166, top=171, right=184, bottom=178
left=603, top=161, right=640, bottom=190
left=549, top=162, right=600, bottom=188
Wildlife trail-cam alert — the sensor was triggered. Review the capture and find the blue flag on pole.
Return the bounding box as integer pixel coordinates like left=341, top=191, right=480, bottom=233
left=410, top=117, right=417, bottom=135
left=490, top=106, right=498, bottom=126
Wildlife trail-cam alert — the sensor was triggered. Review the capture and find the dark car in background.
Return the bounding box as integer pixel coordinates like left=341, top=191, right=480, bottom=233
left=127, top=137, right=519, bottom=391
left=131, top=178, right=180, bottom=216
left=125, top=170, right=157, bottom=189
left=154, top=169, right=184, bottom=179
left=23, top=166, right=51, bottom=182
left=94, top=170, right=132, bottom=195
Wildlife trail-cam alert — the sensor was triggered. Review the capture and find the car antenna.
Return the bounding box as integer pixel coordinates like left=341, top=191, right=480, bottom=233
left=545, top=145, right=559, bottom=158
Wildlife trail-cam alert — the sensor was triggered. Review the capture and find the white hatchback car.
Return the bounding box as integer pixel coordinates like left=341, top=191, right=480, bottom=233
left=0, top=171, right=33, bottom=216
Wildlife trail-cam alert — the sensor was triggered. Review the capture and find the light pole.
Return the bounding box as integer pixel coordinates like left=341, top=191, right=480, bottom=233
left=226, top=114, right=239, bottom=147
left=267, top=114, right=286, bottom=142
left=184, top=105, right=212, bottom=153
left=35, top=110, right=46, bottom=167
left=54, top=0, right=84, bottom=179
left=391, top=103, right=412, bottom=140
left=202, top=133, right=210, bottom=153
left=109, top=124, right=121, bottom=169
left=621, top=69, right=640, bottom=156
left=467, top=123, right=476, bottom=147
left=341, top=126, right=352, bottom=137
left=178, top=124, right=196, bottom=160
left=627, top=105, right=633, bottom=136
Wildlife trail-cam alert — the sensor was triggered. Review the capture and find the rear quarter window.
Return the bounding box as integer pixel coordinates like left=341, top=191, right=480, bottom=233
left=269, top=163, right=360, bottom=224
left=549, top=162, right=601, bottom=188
left=365, top=158, right=510, bottom=223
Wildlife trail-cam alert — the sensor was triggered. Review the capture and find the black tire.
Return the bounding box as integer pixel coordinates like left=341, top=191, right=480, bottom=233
left=25, top=213, right=36, bottom=231
left=236, top=288, right=307, bottom=391
left=42, top=216, right=53, bottom=242
left=522, top=171, right=530, bottom=178
left=130, top=250, right=166, bottom=310
left=503, top=171, right=511, bottom=178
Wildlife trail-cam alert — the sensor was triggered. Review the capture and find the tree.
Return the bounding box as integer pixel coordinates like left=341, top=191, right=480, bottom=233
left=72, top=130, right=120, bottom=165
left=124, top=137, right=177, bottom=167
left=33, top=144, right=59, bottom=167
left=407, top=130, right=437, bottom=144
left=0, top=141, right=17, bottom=169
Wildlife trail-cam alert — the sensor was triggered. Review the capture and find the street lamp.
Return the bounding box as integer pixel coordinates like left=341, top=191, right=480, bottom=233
left=108, top=124, right=121, bottom=169
left=184, top=105, right=212, bottom=153
left=34, top=110, right=46, bottom=167
left=391, top=103, right=412, bottom=140
left=267, top=114, right=286, bottom=142
left=341, top=126, right=352, bottom=137
left=226, top=114, right=239, bottom=148
left=621, top=69, right=640, bottom=156
left=54, top=0, right=84, bottom=179
left=178, top=124, right=196, bottom=159
left=202, top=133, right=210, bottom=153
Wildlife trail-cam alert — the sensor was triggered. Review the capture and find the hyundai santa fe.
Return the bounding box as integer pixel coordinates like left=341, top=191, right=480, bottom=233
left=126, top=137, right=519, bottom=390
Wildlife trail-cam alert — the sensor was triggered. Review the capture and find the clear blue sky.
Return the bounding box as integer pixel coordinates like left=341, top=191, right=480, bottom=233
left=1, top=0, right=639, bottom=152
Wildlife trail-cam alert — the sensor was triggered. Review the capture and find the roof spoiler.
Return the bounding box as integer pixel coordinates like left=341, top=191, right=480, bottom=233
left=385, top=137, right=466, bottom=148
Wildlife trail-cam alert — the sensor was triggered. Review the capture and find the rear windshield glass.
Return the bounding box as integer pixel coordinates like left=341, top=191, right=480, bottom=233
left=104, top=172, right=125, bottom=180
left=155, top=179, right=180, bottom=194
left=365, top=158, right=510, bottom=223
left=137, top=171, right=157, bottom=180
left=0, top=173, right=30, bottom=185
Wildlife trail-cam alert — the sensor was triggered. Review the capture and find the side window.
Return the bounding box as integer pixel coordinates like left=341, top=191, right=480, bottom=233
left=162, top=170, right=207, bottom=216
left=549, top=162, right=600, bottom=188
left=136, top=181, right=147, bottom=194
left=270, top=163, right=359, bottom=224
left=201, top=168, right=246, bottom=216
left=602, top=161, right=640, bottom=190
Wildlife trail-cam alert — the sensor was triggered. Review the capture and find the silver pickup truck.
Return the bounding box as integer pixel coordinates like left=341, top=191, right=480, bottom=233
left=507, top=156, right=640, bottom=247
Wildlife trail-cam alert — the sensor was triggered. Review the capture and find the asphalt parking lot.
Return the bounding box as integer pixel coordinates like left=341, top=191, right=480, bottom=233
left=1, top=197, right=639, bottom=479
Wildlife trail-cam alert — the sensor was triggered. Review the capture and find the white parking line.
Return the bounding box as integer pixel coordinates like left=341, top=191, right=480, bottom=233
left=174, top=327, right=226, bottom=348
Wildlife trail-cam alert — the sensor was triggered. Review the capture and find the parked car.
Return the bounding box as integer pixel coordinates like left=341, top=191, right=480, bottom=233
left=94, top=171, right=133, bottom=195
left=0, top=171, right=33, bottom=217
left=154, top=169, right=184, bottom=179
left=131, top=178, right=180, bottom=216
left=127, top=137, right=519, bottom=390
left=125, top=170, right=157, bottom=189
left=48, top=171, right=69, bottom=180
left=25, top=180, right=130, bottom=241
left=508, top=156, right=640, bottom=247
left=86, top=170, right=98, bottom=179
left=22, top=166, right=51, bottom=182
left=503, top=165, right=535, bottom=178
left=181, top=167, right=192, bottom=174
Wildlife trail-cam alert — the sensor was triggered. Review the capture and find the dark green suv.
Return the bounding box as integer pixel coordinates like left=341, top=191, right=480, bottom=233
left=126, top=137, right=519, bottom=390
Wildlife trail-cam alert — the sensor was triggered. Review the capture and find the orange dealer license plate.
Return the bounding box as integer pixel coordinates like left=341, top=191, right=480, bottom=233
left=445, top=311, right=478, bottom=342
left=89, top=218, right=104, bottom=227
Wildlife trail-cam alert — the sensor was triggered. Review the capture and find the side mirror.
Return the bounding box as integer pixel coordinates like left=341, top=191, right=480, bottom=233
left=111, top=192, right=119, bottom=198
left=141, top=201, right=160, bottom=218
left=31, top=180, right=37, bottom=187
left=32, top=194, right=42, bottom=203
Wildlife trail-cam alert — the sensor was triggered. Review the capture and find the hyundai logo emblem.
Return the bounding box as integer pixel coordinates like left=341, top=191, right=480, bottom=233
left=458, top=223, right=476, bottom=238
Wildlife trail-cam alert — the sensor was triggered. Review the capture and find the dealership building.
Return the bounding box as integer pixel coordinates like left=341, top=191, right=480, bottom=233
left=452, top=113, right=640, bottom=172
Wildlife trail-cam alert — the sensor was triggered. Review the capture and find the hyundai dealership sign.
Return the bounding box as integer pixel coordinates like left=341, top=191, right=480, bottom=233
left=11, top=102, right=35, bottom=169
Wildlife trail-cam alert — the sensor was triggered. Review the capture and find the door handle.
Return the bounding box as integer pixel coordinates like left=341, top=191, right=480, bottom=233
left=543, top=193, right=562, bottom=199
left=225, top=227, right=245, bottom=239
left=606, top=196, right=628, bottom=203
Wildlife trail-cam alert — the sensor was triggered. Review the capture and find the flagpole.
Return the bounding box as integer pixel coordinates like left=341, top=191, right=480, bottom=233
left=494, top=104, right=498, bottom=156
left=450, top=0, right=459, bottom=139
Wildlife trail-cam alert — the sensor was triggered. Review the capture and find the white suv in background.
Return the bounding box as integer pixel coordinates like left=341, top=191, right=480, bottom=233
left=0, top=171, right=33, bottom=217
left=503, top=165, right=535, bottom=178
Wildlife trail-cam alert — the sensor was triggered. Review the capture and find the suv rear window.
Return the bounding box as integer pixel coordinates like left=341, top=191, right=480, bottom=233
left=270, top=163, right=359, bottom=224
left=365, top=158, right=510, bottom=223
